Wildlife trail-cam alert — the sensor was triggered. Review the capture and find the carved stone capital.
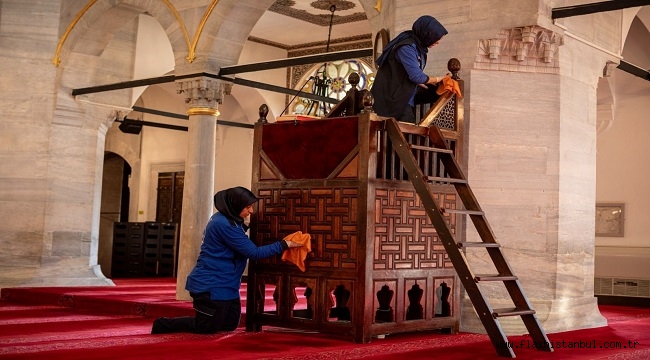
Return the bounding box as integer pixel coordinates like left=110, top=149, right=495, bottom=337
left=99, top=110, right=127, bottom=135
left=487, top=39, right=503, bottom=60
left=176, top=77, right=232, bottom=111
left=515, top=42, right=529, bottom=62
left=603, top=61, right=618, bottom=77
left=476, top=25, right=564, bottom=73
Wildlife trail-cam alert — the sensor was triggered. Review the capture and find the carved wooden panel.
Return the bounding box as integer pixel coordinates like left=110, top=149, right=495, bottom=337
left=255, top=188, right=359, bottom=270
left=156, top=172, right=184, bottom=223
left=373, top=188, right=456, bottom=270
left=155, top=174, right=173, bottom=223
left=172, top=173, right=184, bottom=223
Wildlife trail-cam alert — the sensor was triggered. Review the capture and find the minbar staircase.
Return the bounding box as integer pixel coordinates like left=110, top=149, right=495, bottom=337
left=384, top=118, right=553, bottom=358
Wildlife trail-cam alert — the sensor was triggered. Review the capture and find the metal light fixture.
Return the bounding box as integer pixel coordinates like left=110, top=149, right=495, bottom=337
left=116, top=117, right=188, bottom=134
left=118, top=118, right=143, bottom=134
left=306, top=3, right=337, bottom=116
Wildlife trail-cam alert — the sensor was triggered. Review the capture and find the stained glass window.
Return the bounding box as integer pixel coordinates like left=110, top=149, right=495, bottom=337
left=290, top=59, right=374, bottom=116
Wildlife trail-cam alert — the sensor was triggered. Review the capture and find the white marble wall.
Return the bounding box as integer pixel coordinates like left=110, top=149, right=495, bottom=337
left=0, top=1, right=141, bottom=288
left=0, top=1, right=78, bottom=287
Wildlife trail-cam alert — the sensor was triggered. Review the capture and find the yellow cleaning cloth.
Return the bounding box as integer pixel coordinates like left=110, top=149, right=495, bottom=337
left=282, top=231, right=312, bottom=272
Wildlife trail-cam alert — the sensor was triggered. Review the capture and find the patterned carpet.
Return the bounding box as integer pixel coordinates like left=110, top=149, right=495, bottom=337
left=1, top=279, right=649, bottom=359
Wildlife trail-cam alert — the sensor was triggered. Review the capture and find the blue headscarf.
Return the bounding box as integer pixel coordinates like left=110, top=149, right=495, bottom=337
left=376, top=15, right=448, bottom=67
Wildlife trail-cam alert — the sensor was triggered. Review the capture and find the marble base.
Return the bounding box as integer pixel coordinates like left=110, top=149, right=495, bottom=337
left=1, top=262, right=114, bottom=288
left=460, top=296, right=607, bottom=335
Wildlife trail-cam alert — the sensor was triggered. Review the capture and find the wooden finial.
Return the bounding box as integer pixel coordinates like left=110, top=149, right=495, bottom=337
left=348, top=72, right=360, bottom=89
left=258, top=104, right=269, bottom=124
left=447, top=58, right=461, bottom=80
left=362, top=91, right=374, bottom=113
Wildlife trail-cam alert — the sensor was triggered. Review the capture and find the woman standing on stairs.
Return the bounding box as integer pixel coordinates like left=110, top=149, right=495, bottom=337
left=371, top=15, right=448, bottom=124
left=151, top=186, right=303, bottom=334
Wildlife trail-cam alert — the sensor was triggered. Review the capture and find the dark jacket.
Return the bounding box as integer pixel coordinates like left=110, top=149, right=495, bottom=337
left=371, top=36, right=424, bottom=119
left=371, top=16, right=448, bottom=119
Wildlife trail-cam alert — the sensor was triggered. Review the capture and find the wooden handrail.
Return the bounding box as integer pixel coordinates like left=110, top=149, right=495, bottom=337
left=325, top=72, right=367, bottom=118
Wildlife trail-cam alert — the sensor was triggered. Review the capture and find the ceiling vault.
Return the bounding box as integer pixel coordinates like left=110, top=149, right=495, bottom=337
left=552, top=0, right=650, bottom=82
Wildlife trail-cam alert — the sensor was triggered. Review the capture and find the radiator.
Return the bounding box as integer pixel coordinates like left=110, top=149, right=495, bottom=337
left=595, top=248, right=650, bottom=298
left=595, top=277, right=650, bottom=298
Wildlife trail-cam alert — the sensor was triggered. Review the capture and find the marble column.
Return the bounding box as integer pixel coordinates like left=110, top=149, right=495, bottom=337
left=18, top=106, right=119, bottom=287
left=455, top=24, right=616, bottom=335
left=174, top=77, right=230, bottom=300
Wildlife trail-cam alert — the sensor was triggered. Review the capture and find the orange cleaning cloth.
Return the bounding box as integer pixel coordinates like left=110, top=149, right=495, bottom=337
left=436, top=75, right=463, bottom=98
left=281, top=231, right=312, bottom=272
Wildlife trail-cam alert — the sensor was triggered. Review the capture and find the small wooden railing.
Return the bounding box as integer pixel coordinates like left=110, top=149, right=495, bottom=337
left=324, top=72, right=369, bottom=118
left=375, top=123, right=458, bottom=182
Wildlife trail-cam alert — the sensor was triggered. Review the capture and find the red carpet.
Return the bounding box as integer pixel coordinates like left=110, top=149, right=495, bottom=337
left=1, top=279, right=649, bottom=359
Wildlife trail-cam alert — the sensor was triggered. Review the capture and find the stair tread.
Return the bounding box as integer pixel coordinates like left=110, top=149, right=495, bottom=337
left=474, top=274, right=518, bottom=281
left=423, top=176, right=467, bottom=184
left=491, top=307, right=536, bottom=318
left=442, top=209, right=484, bottom=215
left=458, top=242, right=500, bottom=248
left=409, top=144, right=454, bottom=154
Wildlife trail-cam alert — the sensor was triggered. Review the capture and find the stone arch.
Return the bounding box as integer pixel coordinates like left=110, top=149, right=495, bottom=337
left=56, top=1, right=187, bottom=117
left=599, top=6, right=650, bottom=135
left=621, top=7, right=650, bottom=47
left=56, top=1, right=189, bottom=74
left=195, top=0, right=378, bottom=120
left=229, top=85, right=274, bottom=121
left=105, top=138, right=139, bottom=171
left=48, top=1, right=185, bottom=280
left=198, top=0, right=380, bottom=68
left=596, top=77, right=616, bottom=135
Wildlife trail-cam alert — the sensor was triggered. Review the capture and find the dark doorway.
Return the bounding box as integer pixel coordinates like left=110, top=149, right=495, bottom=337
left=156, top=172, right=184, bottom=223
left=99, top=153, right=131, bottom=278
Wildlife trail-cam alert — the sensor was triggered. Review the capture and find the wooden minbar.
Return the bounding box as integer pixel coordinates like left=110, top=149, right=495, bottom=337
left=246, top=65, right=465, bottom=343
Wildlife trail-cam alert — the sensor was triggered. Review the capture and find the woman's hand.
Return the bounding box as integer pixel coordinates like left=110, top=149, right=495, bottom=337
left=285, top=240, right=304, bottom=248
left=426, top=74, right=449, bottom=85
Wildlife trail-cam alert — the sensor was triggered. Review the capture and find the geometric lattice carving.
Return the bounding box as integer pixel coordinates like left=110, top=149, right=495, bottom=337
left=431, top=96, right=456, bottom=130
left=256, top=187, right=358, bottom=269
left=373, top=188, right=456, bottom=270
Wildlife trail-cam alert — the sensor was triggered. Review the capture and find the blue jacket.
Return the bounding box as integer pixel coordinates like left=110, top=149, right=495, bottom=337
left=395, top=44, right=429, bottom=107
left=185, top=212, right=285, bottom=300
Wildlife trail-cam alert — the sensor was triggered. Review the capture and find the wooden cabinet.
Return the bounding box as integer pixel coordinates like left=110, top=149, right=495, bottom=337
left=111, top=222, right=179, bottom=278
